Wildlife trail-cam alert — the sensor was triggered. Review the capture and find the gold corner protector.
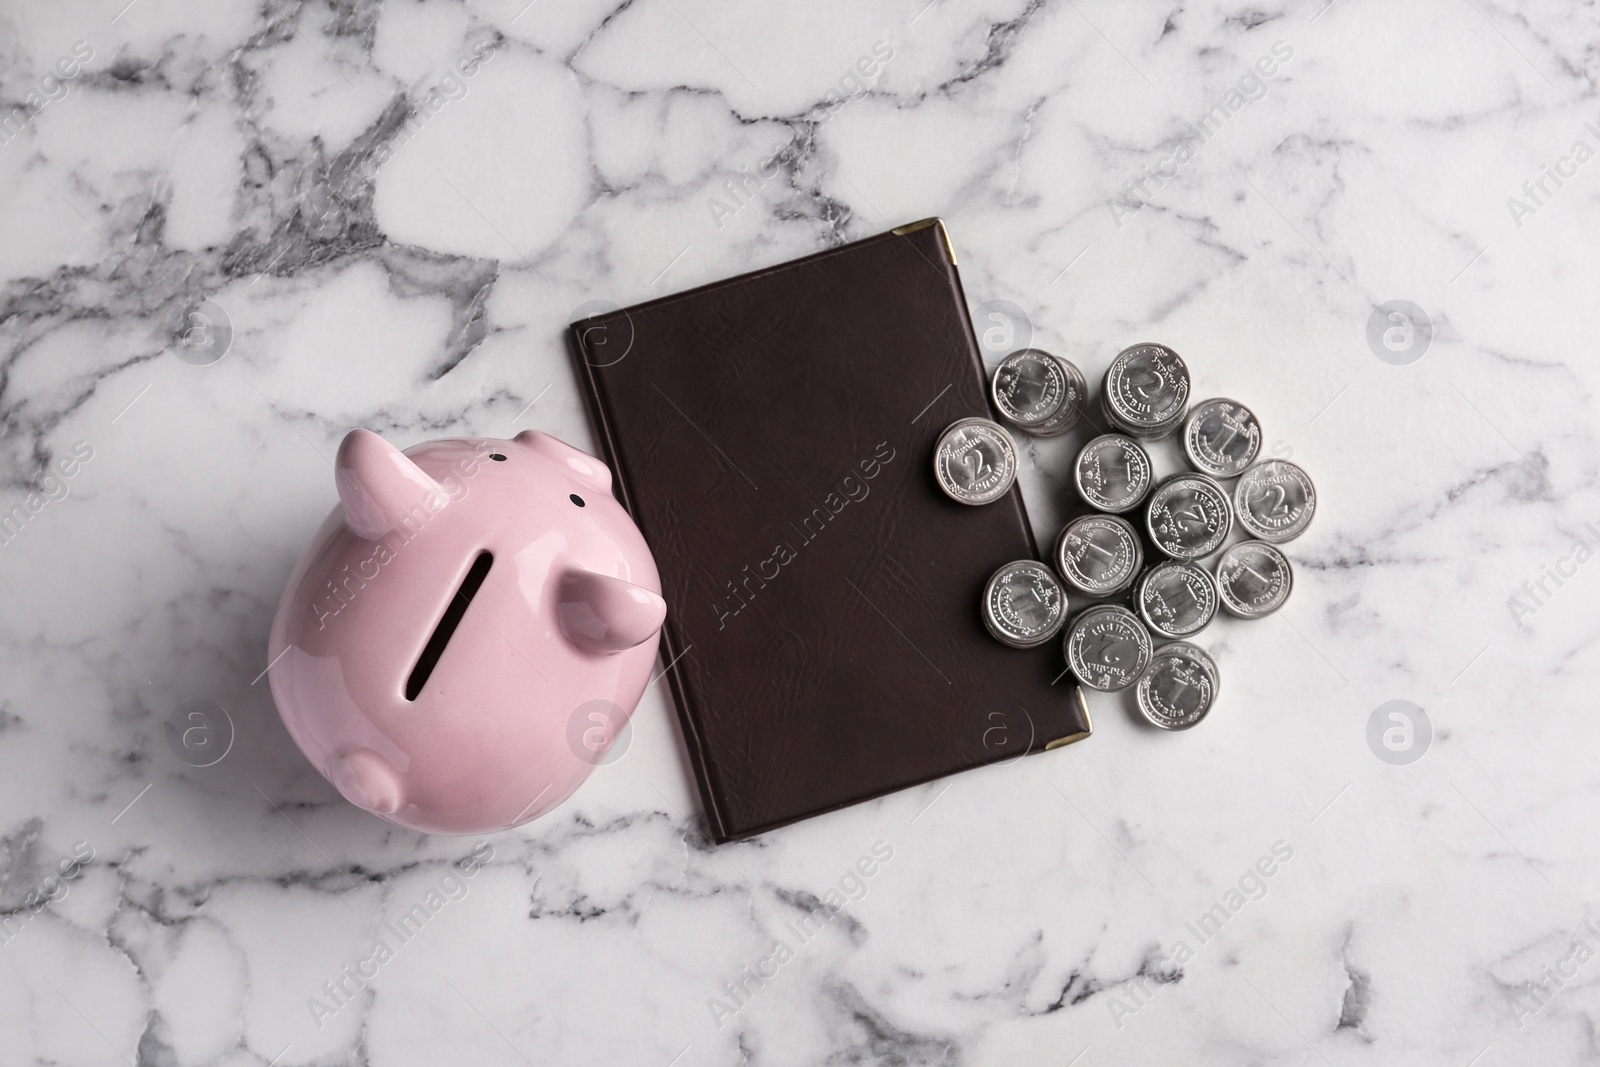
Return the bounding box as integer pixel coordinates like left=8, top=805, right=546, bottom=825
left=1044, top=730, right=1091, bottom=751
left=1043, top=687, right=1093, bottom=750
left=891, top=217, right=957, bottom=264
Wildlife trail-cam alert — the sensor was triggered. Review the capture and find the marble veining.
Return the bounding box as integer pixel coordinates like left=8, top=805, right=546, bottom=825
left=3, top=0, right=1600, bottom=1064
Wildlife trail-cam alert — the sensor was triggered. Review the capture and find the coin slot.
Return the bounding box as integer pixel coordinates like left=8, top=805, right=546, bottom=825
left=405, top=550, right=493, bottom=701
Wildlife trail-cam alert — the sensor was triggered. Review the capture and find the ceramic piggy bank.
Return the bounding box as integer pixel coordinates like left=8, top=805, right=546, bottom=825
left=267, top=428, right=665, bottom=834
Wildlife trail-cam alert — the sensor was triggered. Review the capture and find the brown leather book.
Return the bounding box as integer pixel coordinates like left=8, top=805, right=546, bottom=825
left=569, top=219, right=1091, bottom=842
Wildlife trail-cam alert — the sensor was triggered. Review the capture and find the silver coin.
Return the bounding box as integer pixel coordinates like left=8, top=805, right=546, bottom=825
left=1027, top=358, right=1088, bottom=436
left=991, top=349, right=1086, bottom=436
left=1054, top=514, right=1143, bottom=598
left=982, top=560, right=1068, bottom=649
left=1103, top=343, right=1190, bottom=436
left=1074, top=434, right=1152, bottom=513
left=991, top=349, right=1067, bottom=429
left=1146, top=473, right=1233, bottom=560
left=1135, top=560, right=1218, bottom=639
left=1234, top=459, right=1317, bottom=543
left=1183, top=398, right=1261, bottom=479
left=1064, top=604, right=1152, bottom=692
left=1100, top=388, right=1164, bottom=441
left=1215, top=540, right=1294, bottom=618
left=1135, top=642, right=1219, bottom=730
left=934, top=417, right=1018, bottom=505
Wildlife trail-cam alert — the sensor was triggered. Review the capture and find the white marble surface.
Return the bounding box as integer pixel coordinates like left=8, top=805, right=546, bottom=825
left=2, top=0, right=1598, bottom=1063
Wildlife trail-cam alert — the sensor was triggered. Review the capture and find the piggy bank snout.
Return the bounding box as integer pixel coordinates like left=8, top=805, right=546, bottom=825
left=558, top=571, right=666, bottom=653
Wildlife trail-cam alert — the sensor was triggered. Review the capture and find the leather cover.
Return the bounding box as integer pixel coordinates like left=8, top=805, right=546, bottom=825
left=569, top=219, right=1092, bottom=842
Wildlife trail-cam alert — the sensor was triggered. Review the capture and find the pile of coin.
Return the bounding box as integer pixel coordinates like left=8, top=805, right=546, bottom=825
left=938, top=341, right=1319, bottom=733
left=991, top=348, right=1087, bottom=437
left=933, top=416, right=1020, bottom=506
left=1100, top=343, right=1190, bottom=440
left=1136, top=641, right=1219, bottom=731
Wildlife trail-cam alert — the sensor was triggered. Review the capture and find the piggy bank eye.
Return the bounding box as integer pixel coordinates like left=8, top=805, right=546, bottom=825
left=570, top=494, right=585, bottom=507
left=489, top=453, right=507, bottom=462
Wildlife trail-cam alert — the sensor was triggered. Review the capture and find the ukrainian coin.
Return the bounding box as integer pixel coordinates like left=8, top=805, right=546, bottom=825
left=1215, top=540, right=1293, bottom=619
left=982, top=560, right=1068, bottom=649
left=991, top=349, right=1066, bottom=429
left=992, top=349, right=1087, bottom=436
left=1028, top=357, right=1088, bottom=436
left=934, top=417, right=1018, bottom=505
left=1135, top=560, right=1218, bottom=639
left=1183, top=398, right=1261, bottom=478
left=1074, top=434, right=1153, bottom=513
left=1103, top=343, right=1190, bottom=438
left=1146, top=473, right=1233, bottom=560
left=1234, top=459, right=1316, bottom=543
left=1064, top=604, right=1152, bottom=692
left=1098, top=387, right=1117, bottom=432
left=1135, top=642, right=1219, bottom=730
left=1099, top=396, right=1180, bottom=441
left=1054, top=515, right=1143, bottom=598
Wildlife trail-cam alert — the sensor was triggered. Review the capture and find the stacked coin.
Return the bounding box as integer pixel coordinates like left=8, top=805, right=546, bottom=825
left=1215, top=540, right=1293, bottom=618
left=1146, top=473, right=1232, bottom=561
left=1054, top=514, right=1143, bottom=598
left=953, top=329, right=1321, bottom=738
left=1063, top=604, right=1152, bottom=692
left=982, top=560, right=1068, bottom=649
left=1134, top=560, right=1217, bottom=639
left=1233, top=459, right=1317, bottom=543
left=1183, top=398, right=1261, bottom=478
left=1100, top=343, right=1190, bottom=440
left=933, top=417, right=1018, bottom=506
left=1135, top=642, right=1219, bottom=730
left=1074, top=434, right=1152, bottom=513
left=991, top=349, right=1088, bottom=437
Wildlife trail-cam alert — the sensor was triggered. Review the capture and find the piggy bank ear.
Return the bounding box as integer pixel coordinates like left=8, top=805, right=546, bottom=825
left=335, top=429, right=447, bottom=540
left=514, top=430, right=612, bottom=493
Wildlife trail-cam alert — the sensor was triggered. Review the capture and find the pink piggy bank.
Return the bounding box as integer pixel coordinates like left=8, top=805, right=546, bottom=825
left=267, top=428, right=666, bottom=834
